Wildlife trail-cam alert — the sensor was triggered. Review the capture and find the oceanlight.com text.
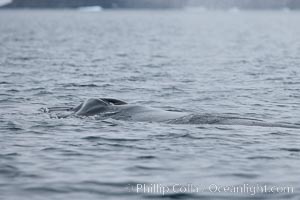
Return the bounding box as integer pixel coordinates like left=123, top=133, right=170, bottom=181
left=126, top=183, right=294, bottom=196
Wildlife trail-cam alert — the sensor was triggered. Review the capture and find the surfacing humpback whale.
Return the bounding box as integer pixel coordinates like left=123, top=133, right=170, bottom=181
left=44, top=98, right=300, bottom=129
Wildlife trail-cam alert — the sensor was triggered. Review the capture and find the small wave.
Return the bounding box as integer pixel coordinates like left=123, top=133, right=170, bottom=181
left=14, top=56, right=35, bottom=61
left=95, top=142, right=151, bottom=151
left=115, top=52, right=128, bottom=57
left=81, top=180, right=140, bottom=187
left=82, top=136, right=144, bottom=142
left=0, top=153, right=20, bottom=161
left=127, top=165, right=168, bottom=171
left=34, top=90, right=53, bottom=95
left=6, top=89, right=19, bottom=93
left=42, top=147, right=59, bottom=151
left=136, top=155, right=157, bottom=160
left=145, top=192, right=199, bottom=199
left=268, top=131, right=293, bottom=136
left=230, top=173, right=259, bottom=179
left=24, top=87, right=45, bottom=91
left=24, top=186, right=70, bottom=194
left=24, top=180, right=143, bottom=197
left=0, top=164, right=21, bottom=178
left=0, top=81, right=11, bottom=85
left=0, top=152, right=19, bottom=157
left=180, top=134, right=225, bottom=141
left=280, top=148, right=300, bottom=152
left=247, top=156, right=277, bottom=160
left=63, top=83, right=100, bottom=88
left=5, top=121, right=23, bottom=131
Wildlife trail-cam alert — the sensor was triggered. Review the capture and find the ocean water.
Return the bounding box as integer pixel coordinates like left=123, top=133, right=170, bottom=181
left=0, top=9, right=300, bottom=200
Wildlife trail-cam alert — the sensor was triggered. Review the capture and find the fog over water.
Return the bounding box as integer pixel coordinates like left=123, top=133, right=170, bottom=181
left=1, top=0, right=300, bottom=9
left=188, top=0, right=300, bottom=9
left=0, top=9, right=300, bottom=200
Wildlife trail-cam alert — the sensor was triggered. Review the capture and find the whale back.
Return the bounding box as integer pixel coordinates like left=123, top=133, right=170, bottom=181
left=75, top=98, right=109, bottom=116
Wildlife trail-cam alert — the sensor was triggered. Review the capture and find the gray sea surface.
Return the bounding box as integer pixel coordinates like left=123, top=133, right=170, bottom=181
left=0, top=9, right=300, bottom=200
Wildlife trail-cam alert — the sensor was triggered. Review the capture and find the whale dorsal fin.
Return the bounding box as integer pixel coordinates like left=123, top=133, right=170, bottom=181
left=76, top=98, right=109, bottom=116
left=100, top=98, right=127, bottom=105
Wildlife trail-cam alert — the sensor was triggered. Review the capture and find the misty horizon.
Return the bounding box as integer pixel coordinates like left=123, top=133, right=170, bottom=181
left=1, top=0, right=300, bottom=9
